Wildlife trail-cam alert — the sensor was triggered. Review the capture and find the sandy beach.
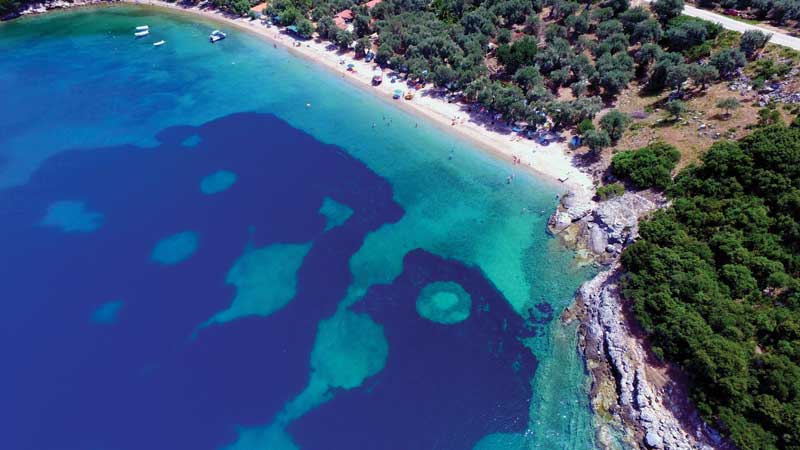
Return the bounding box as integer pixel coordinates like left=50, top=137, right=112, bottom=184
left=112, top=0, right=594, bottom=201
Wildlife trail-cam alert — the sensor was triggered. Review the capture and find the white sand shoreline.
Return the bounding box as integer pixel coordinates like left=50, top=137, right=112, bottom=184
left=13, top=0, right=596, bottom=200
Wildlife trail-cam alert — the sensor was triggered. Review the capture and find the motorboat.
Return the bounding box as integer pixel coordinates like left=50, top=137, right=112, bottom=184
left=153, top=40, right=166, bottom=47
left=135, top=25, right=149, bottom=31
left=134, top=30, right=150, bottom=37
left=209, top=30, right=226, bottom=43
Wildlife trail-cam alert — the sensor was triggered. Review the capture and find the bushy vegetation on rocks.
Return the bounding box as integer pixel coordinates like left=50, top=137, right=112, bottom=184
left=621, top=123, right=800, bottom=450
left=611, top=142, right=681, bottom=190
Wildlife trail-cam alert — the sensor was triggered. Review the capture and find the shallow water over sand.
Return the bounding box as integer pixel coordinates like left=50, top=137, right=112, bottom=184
left=0, top=6, right=595, bottom=450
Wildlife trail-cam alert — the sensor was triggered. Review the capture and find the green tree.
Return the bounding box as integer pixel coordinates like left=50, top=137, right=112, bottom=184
left=278, top=6, right=300, bottom=26
left=596, top=182, right=625, bottom=200
left=757, top=106, right=783, bottom=127
left=619, top=6, right=651, bottom=33
left=595, top=52, right=634, bottom=97
left=497, top=28, right=512, bottom=45
left=296, top=18, right=314, bottom=38
left=597, top=19, right=624, bottom=39
left=665, top=99, right=688, bottom=120
left=710, top=49, right=746, bottom=79
left=632, top=19, right=663, bottom=44
left=571, top=79, right=589, bottom=97
left=525, top=14, right=543, bottom=36
left=600, top=110, right=631, bottom=142
left=497, top=36, right=538, bottom=75
left=433, top=65, right=456, bottom=89
left=376, top=42, right=393, bottom=65
left=665, top=62, right=691, bottom=91
left=461, top=8, right=496, bottom=35
left=335, top=29, right=355, bottom=50
left=647, top=51, right=682, bottom=92
left=544, top=23, right=568, bottom=42
left=717, top=97, right=740, bottom=118
left=316, top=16, right=335, bottom=40
left=578, top=118, right=595, bottom=135
left=652, top=0, right=685, bottom=23
left=229, top=0, right=251, bottom=16
left=514, top=66, right=543, bottom=91
left=606, top=0, right=630, bottom=14
left=565, top=11, right=591, bottom=35
left=689, top=63, right=719, bottom=90
left=611, top=142, right=681, bottom=189
left=666, top=19, right=709, bottom=50
left=592, top=7, right=616, bottom=23
left=584, top=129, right=612, bottom=152
left=740, top=30, right=771, bottom=59
left=635, top=43, right=663, bottom=75
left=353, top=13, right=371, bottom=38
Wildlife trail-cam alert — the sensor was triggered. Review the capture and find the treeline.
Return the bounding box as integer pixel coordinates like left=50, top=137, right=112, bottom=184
left=620, top=121, right=800, bottom=450
left=3, top=0, right=773, bottom=136
left=263, top=0, right=769, bottom=131
left=209, top=0, right=255, bottom=16
left=1, top=0, right=25, bottom=16
left=696, top=0, right=800, bottom=28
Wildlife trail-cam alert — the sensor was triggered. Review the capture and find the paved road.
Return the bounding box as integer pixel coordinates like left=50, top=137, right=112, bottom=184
left=639, top=0, right=800, bottom=50
left=683, top=5, right=800, bottom=50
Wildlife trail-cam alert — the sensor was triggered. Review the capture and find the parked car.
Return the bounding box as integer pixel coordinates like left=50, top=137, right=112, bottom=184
left=723, top=9, right=741, bottom=16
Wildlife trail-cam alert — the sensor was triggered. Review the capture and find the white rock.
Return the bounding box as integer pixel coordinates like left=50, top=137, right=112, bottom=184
left=645, top=431, right=663, bottom=448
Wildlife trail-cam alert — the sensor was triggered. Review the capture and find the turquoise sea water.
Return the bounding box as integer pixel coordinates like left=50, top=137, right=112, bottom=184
left=0, top=6, right=596, bottom=450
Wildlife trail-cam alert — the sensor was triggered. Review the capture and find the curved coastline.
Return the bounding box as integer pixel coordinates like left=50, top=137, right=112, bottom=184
left=8, top=0, right=595, bottom=205
left=4, top=3, right=713, bottom=449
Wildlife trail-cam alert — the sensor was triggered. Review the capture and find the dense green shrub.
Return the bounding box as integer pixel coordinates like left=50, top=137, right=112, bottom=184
left=211, top=0, right=255, bottom=15
left=584, top=129, right=612, bottom=152
left=622, top=124, right=800, bottom=450
left=596, top=182, right=625, bottom=200
left=652, top=0, right=685, bottom=23
left=0, top=0, right=20, bottom=16
left=710, top=48, right=747, bottom=79
left=611, top=142, right=680, bottom=189
left=599, top=110, right=631, bottom=142
left=740, top=30, right=772, bottom=59
left=578, top=118, right=595, bottom=135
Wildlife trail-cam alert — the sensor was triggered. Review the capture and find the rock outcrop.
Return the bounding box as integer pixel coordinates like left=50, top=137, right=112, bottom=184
left=7, top=0, right=112, bottom=18
left=549, top=190, right=658, bottom=263
left=577, top=266, right=728, bottom=450
left=551, top=185, right=730, bottom=450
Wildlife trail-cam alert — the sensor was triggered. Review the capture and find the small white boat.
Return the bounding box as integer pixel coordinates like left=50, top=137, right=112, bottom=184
left=135, top=25, right=149, bottom=31
left=209, top=30, right=226, bottom=43
left=153, top=40, right=166, bottom=47
left=134, top=30, right=149, bottom=37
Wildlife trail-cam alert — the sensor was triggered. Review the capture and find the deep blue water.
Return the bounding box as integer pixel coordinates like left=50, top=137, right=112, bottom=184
left=1, top=113, right=537, bottom=450
left=0, top=7, right=596, bottom=450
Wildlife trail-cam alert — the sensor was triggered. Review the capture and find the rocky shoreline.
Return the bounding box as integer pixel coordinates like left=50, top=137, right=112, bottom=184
left=2, top=0, right=113, bottom=19
left=5, top=2, right=728, bottom=448
left=550, top=188, right=731, bottom=450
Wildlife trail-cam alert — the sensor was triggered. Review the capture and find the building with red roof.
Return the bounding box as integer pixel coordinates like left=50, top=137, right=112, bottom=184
left=333, top=9, right=354, bottom=30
